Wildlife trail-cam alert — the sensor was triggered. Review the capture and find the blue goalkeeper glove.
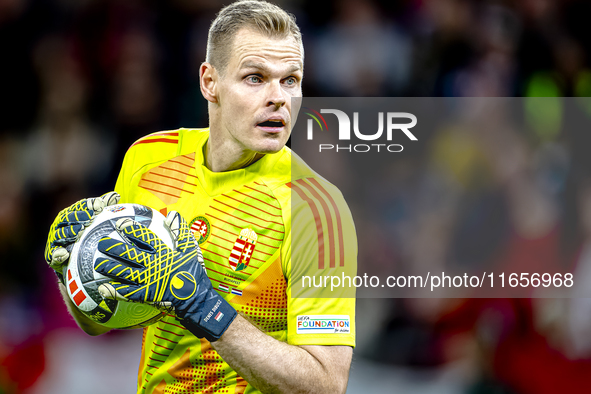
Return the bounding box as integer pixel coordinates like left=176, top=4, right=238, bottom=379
left=45, top=192, right=120, bottom=283
left=95, top=211, right=237, bottom=342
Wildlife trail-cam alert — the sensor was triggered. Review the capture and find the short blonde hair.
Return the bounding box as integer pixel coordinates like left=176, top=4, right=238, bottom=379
left=206, top=0, right=302, bottom=73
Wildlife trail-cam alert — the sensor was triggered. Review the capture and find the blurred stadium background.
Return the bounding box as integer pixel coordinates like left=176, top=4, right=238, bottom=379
left=2, top=0, right=591, bottom=393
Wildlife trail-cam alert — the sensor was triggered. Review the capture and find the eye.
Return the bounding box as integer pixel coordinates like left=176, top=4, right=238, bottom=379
left=284, top=77, right=298, bottom=86
left=246, top=75, right=262, bottom=84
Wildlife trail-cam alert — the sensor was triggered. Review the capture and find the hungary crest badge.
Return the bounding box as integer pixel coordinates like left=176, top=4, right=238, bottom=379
left=189, top=216, right=211, bottom=245
left=229, top=228, right=258, bottom=271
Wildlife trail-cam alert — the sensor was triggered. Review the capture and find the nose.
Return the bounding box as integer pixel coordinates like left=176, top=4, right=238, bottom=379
left=266, top=80, right=286, bottom=109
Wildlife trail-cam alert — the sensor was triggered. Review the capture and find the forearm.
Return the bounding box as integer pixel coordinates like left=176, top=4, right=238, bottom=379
left=58, top=283, right=111, bottom=336
left=211, top=314, right=352, bottom=394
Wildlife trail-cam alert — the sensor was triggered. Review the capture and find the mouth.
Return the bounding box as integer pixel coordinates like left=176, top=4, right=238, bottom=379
left=256, top=118, right=286, bottom=133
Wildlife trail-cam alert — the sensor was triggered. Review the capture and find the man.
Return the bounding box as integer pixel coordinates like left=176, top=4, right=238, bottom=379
left=45, top=1, right=357, bottom=393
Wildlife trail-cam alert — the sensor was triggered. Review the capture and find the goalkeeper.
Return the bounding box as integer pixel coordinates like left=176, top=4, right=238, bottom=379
left=44, top=1, right=357, bottom=393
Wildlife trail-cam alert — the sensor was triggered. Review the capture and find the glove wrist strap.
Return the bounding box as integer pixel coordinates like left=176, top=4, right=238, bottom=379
left=180, top=296, right=237, bottom=342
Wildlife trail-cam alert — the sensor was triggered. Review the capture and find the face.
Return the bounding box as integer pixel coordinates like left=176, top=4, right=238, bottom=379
left=211, top=28, right=303, bottom=155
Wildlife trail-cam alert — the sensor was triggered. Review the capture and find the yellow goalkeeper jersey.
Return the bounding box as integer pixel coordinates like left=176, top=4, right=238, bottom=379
left=115, top=128, right=357, bottom=394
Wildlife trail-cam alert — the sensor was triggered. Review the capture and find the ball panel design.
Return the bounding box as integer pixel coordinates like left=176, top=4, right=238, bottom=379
left=86, top=305, right=112, bottom=324
left=104, top=302, right=163, bottom=329
left=132, top=204, right=153, bottom=220
left=66, top=204, right=173, bottom=329
left=76, top=221, right=114, bottom=283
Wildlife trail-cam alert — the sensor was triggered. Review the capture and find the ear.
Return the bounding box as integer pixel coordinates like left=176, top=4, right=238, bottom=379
left=200, top=62, right=218, bottom=103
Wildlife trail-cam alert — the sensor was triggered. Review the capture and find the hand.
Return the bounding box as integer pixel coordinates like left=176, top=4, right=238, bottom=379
left=45, top=192, right=120, bottom=283
left=95, top=211, right=237, bottom=342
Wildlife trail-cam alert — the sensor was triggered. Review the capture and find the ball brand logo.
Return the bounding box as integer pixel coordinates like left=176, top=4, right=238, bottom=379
left=304, top=107, right=417, bottom=153
left=105, top=205, right=126, bottom=213
left=89, top=311, right=106, bottom=322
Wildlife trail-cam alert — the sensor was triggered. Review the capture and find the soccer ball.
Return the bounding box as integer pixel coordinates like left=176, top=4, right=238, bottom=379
left=64, top=203, right=173, bottom=329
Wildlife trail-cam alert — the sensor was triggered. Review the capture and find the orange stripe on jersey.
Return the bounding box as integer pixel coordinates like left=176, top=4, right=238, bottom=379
left=168, top=159, right=192, bottom=169
left=201, top=249, right=252, bottom=276
left=131, top=137, right=178, bottom=148
left=211, top=224, right=238, bottom=237
left=153, top=343, right=173, bottom=351
left=156, top=326, right=184, bottom=337
left=208, top=230, right=234, bottom=245
left=149, top=171, right=197, bottom=187
left=297, top=179, right=336, bottom=269
left=208, top=240, right=232, bottom=253
left=139, top=154, right=197, bottom=205
left=211, top=207, right=284, bottom=234
left=138, top=184, right=179, bottom=199
left=151, top=131, right=179, bottom=136
left=205, top=265, right=251, bottom=278
left=253, top=248, right=272, bottom=256
left=214, top=199, right=284, bottom=226
left=141, top=171, right=185, bottom=191
left=153, top=334, right=179, bottom=344
left=234, top=190, right=282, bottom=211
left=224, top=194, right=282, bottom=218
left=310, top=178, right=345, bottom=267
left=208, top=276, right=225, bottom=285
left=151, top=350, right=168, bottom=358
left=178, top=152, right=196, bottom=167
left=159, top=165, right=198, bottom=179
left=160, top=320, right=186, bottom=331
left=141, top=177, right=194, bottom=195
left=254, top=239, right=279, bottom=249
left=244, top=184, right=278, bottom=201
left=291, top=183, right=325, bottom=269
left=235, top=378, right=248, bottom=394
left=203, top=256, right=233, bottom=270
left=209, top=214, right=284, bottom=242
left=133, top=131, right=179, bottom=142
left=139, top=328, right=147, bottom=386
left=211, top=225, right=279, bottom=250
left=201, top=248, right=234, bottom=267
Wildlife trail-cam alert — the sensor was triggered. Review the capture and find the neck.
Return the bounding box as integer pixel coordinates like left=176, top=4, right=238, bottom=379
left=205, top=133, right=264, bottom=172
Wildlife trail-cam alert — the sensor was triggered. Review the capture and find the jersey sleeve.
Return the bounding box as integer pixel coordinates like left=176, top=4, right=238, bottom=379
left=114, top=131, right=182, bottom=204
left=113, top=145, right=134, bottom=203
left=283, top=178, right=357, bottom=347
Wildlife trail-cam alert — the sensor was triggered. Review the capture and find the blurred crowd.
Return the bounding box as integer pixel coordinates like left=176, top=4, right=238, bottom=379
left=345, top=96, right=591, bottom=394
left=2, top=0, right=591, bottom=393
